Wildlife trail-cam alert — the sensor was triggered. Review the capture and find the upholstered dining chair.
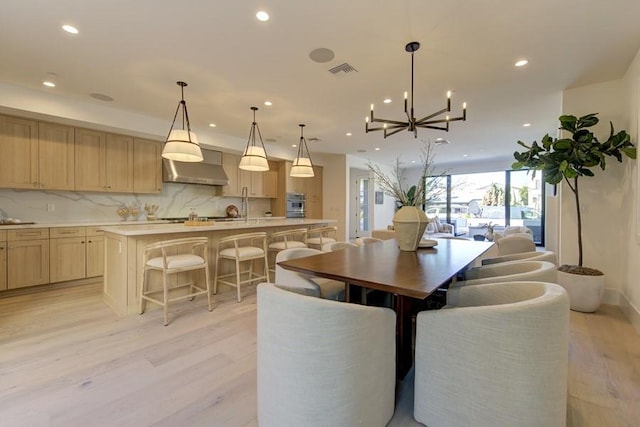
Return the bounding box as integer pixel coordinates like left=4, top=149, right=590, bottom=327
left=454, top=260, right=557, bottom=287
left=321, top=241, right=360, bottom=252
left=495, top=235, right=536, bottom=255
left=481, top=250, right=557, bottom=266
left=413, top=281, right=570, bottom=427
left=257, top=282, right=396, bottom=427
left=274, top=247, right=345, bottom=301
left=355, top=236, right=384, bottom=245
left=266, top=227, right=307, bottom=274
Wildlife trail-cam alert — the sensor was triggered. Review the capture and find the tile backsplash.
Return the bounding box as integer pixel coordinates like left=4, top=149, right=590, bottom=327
left=0, top=183, right=272, bottom=222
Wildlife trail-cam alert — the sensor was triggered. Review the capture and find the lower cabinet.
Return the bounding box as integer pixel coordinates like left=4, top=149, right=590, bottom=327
left=49, top=226, right=105, bottom=283
left=50, top=227, right=86, bottom=283
left=0, top=230, right=6, bottom=291
left=7, top=228, right=50, bottom=289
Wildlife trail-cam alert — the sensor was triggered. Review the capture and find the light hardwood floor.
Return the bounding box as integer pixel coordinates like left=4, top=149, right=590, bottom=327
left=1, top=282, right=639, bottom=426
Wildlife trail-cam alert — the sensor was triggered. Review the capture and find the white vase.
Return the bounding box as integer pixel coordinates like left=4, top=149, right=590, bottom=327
left=556, top=269, right=605, bottom=312
left=392, top=206, right=428, bottom=251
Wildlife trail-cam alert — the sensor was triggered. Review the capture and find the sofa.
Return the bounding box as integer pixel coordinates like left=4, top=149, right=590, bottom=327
left=372, top=216, right=454, bottom=240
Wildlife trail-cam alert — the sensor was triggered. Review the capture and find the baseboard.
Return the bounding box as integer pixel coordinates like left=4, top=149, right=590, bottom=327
left=619, top=292, right=640, bottom=335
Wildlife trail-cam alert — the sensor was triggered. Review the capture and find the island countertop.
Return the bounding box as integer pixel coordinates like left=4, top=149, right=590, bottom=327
left=100, top=218, right=336, bottom=237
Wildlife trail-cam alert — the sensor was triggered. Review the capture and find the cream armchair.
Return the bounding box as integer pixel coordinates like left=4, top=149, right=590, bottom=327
left=454, top=260, right=557, bottom=287
left=275, top=247, right=345, bottom=300
left=257, top=282, right=396, bottom=427
left=414, top=281, right=570, bottom=427
left=481, top=250, right=558, bottom=266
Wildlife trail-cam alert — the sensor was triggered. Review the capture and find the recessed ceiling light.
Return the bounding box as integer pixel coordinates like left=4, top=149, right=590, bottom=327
left=209, top=123, right=217, bottom=127
left=291, top=144, right=297, bottom=148
left=42, top=80, right=55, bottom=88
left=463, top=154, right=468, bottom=157
left=256, top=11, right=269, bottom=21
left=515, top=59, right=528, bottom=67
left=375, top=147, right=380, bottom=151
left=411, top=160, right=416, bottom=163
left=383, top=99, right=392, bottom=104
left=264, top=101, right=272, bottom=106
left=62, top=24, right=78, bottom=34
left=346, top=132, right=352, bottom=136
left=523, top=123, right=531, bottom=127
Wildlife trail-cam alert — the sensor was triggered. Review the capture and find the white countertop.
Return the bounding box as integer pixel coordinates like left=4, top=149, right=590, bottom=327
left=100, top=218, right=336, bottom=236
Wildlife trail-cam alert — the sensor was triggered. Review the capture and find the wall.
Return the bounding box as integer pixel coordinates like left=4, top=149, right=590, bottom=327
left=318, top=153, right=348, bottom=240
left=622, top=48, right=640, bottom=331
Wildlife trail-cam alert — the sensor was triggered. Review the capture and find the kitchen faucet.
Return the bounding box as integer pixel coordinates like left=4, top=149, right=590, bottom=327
left=241, top=186, right=249, bottom=222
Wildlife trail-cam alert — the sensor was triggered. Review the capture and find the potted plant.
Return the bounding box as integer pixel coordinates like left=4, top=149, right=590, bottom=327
left=368, top=142, right=446, bottom=251
left=513, top=113, right=636, bottom=311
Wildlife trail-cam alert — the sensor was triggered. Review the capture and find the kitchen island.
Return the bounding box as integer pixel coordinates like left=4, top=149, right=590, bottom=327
left=101, top=218, right=336, bottom=315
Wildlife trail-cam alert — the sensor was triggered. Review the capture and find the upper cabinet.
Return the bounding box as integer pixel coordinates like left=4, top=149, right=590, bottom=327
left=0, top=115, right=39, bottom=189
left=133, top=138, right=163, bottom=193
left=75, top=128, right=134, bottom=192
left=220, top=153, right=277, bottom=198
left=0, top=116, right=75, bottom=191
left=38, top=122, right=75, bottom=190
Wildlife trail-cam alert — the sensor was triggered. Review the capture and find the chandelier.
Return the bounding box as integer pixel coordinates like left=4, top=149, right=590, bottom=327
left=290, top=124, right=314, bottom=178
left=162, top=81, right=203, bottom=162
left=365, top=41, right=467, bottom=139
left=239, top=107, right=269, bottom=171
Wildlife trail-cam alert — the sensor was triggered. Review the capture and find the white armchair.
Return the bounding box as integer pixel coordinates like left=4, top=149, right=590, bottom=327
left=455, top=260, right=557, bottom=287
left=414, top=281, right=570, bottom=427
left=275, top=247, right=345, bottom=300
left=481, top=250, right=557, bottom=266
left=257, top=282, right=396, bottom=427
left=495, top=235, right=536, bottom=255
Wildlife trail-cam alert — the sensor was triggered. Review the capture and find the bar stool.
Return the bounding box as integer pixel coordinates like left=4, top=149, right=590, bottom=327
left=307, top=226, right=337, bottom=250
left=267, top=228, right=308, bottom=274
left=214, top=232, right=269, bottom=302
left=139, top=237, right=212, bottom=326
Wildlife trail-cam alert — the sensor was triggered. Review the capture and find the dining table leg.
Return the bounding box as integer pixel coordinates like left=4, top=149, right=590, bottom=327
left=395, top=295, right=419, bottom=380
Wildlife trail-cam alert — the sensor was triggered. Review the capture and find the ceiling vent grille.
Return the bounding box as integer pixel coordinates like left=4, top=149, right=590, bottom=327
left=328, top=63, right=358, bottom=75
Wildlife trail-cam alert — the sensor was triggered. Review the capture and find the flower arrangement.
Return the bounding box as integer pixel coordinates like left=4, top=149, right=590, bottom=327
left=367, top=141, right=445, bottom=207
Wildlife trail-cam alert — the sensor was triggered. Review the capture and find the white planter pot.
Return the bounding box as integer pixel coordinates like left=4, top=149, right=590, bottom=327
left=556, top=269, right=605, bottom=313
left=392, top=206, right=428, bottom=251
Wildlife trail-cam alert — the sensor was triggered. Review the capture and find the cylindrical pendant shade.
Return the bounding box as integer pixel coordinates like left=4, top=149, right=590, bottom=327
left=162, top=130, right=203, bottom=162
left=290, top=157, right=315, bottom=177
left=239, top=145, right=269, bottom=171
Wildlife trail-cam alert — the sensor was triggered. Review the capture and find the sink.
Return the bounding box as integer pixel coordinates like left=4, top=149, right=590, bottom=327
left=0, top=220, right=36, bottom=226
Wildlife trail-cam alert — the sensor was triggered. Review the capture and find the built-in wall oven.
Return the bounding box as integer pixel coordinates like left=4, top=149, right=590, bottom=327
left=286, top=192, right=306, bottom=218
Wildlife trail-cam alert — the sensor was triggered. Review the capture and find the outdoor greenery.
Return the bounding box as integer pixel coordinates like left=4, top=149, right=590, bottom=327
left=513, top=113, right=636, bottom=268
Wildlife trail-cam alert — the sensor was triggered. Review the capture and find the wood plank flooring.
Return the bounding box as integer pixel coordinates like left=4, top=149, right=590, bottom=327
left=1, top=282, right=639, bottom=426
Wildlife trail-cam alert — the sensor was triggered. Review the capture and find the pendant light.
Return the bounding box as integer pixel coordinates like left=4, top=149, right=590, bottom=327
left=239, top=107, right=269, bottom=171
left=162, top=81, right=203, bottom=162
left=290, top=124, right=315, bottom=178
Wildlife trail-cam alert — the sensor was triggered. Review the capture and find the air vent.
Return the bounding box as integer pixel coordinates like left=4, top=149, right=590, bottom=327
left=328, top=63, right=358, bottom=75
left=434, top=138, right=450, bottom=145
left=307, top=137, right=321, bottom=142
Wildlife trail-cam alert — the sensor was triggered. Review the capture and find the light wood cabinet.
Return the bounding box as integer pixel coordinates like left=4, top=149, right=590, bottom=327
left=38, top=122, right=75, bottom=190
left=220, top=153, right=278, bottom=198
left=75, top=128, right=134, bottom=192
left=220, top=153, right=241, bottom=196
left=273, top=161, right=323, bottom=217
left=7, top=228, right=50, bottom=289
left=0, top=230, right=6, bottom=291
left=50, top=228, right=86, bottom=283
left=133, top=138, right=163, bottom=193
left=86, top=227, right=104, bottom=278
left=0, top=115, right=39, bottom=189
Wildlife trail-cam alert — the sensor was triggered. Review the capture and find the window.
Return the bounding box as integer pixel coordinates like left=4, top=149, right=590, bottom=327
left=425, top=170, right=545, bottom=244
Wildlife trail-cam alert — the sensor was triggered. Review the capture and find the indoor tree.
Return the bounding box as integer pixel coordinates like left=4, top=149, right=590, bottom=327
left=513, top=113, right=636, bottom=272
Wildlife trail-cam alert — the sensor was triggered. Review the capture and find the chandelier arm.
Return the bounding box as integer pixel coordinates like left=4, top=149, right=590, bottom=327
left=414, top=107, right=450, bottom=124
left=371, top=117, right=410, bottom=126
left=417, top=124, right=450, bottom=131
left=384, top=127, right=407, bottom=138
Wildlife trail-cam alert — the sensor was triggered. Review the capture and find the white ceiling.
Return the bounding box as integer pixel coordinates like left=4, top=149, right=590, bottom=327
left=1, top=0, right=639, bottom=166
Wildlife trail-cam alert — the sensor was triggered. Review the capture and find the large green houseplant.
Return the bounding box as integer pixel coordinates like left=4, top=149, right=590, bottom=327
left=513, top=113, right=636, bottom=311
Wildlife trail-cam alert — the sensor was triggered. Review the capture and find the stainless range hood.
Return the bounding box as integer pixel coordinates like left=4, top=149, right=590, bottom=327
left=162, top=148, right=229, bottom=186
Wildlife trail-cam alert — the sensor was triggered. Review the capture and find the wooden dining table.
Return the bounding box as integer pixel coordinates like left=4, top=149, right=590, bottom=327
left=277, top=237, right=495, bottom=378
